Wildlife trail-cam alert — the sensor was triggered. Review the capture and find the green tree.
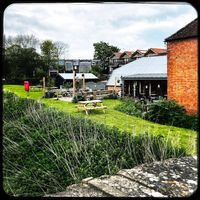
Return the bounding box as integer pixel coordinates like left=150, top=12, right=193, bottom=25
left=40, top=40, right=59, bottom=71
left=4, top=44, right=44, bottom=83
left=93, top=41, right=120, bottom=74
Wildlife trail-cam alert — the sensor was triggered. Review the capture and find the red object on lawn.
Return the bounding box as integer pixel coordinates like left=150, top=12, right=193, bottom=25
left=24, top=81, right=30, bottom=91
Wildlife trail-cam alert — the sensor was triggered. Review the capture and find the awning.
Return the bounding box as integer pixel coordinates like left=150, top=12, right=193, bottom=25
left=122, top=73, right=167, bottom=81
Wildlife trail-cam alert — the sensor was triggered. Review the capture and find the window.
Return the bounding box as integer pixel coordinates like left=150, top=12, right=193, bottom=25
left=65, top=62, right=73, bottom=71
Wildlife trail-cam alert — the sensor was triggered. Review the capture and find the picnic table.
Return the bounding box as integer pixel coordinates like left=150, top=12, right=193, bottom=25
left=77, top=100, right=107, bottom=115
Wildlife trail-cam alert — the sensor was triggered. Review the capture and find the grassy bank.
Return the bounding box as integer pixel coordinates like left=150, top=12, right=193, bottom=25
left=3, top=92, right=189, bottom=196
left=3, top=85, right=197, bottom=155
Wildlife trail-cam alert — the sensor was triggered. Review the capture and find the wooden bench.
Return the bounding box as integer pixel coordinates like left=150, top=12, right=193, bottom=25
left=77, top=100, right=107, bottom=115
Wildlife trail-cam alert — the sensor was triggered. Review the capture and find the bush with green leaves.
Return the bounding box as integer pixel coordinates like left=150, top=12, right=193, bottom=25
left=3, top=92, right=187, bottom=196
left=72, top=94, right=86, bottom=103
left=63, top=82, right=72, bottom=89
left=115, top=98, right=145, bottom=117
left=175, top=113, right=198, bottom=131
left=116, top=98, right=198, bottom=131
left=3, top=92, right=43, bottom=121
left=103, top=93, right=118, bottom=100
left=145, top=99, right=198, bottom=131
left=145, top=99, right=185, bottom=124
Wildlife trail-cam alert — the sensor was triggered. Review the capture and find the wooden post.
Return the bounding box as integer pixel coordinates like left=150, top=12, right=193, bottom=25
left=114, top=77, right=117, bottom=93
left=43, top=77, right=45, bottom=97
left=128, top=82, right=131, bottom=96
left=139, top=82, right=141, bottom=94
left=82, top=74, right=86, bottom=90
left=149, top=82, right=151, bottom=96
left=133, top=82, right=136, bottom=98
left=121, top=78, right=124, bottom=98
left=93, top=91, right=96, bottom=100
left=73, top=70, right=76, bottom=98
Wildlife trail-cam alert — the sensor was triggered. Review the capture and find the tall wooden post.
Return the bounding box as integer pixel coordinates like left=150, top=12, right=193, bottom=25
left=43, top=77, right=45, bottom=97
left=128, top=82, right=131, bottom=96
left=149, top=82, right=151, bottom=96
left=133, top=82, right=136, bottom=98
left=73, top=70, right=76, bottom=98
left=121, top=77, right=124, bottom=98
left=139, top=82, right=141, bottom=95
left=114, top=77, right=117, bottom=93
left=82, top=74, right=86, bottom=90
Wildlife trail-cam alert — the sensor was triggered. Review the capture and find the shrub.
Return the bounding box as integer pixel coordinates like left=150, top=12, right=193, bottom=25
left=178, top=114, right=198, bottom=131
left=3, top=92, right=43, bottom=121
left=145, top=99, right=186, bottom=125
left=103, top=93, right=118, bottom=99
left=63, top=82, right=72, bottom=89
left=145, top=99, right=198, bottom=130
left=116, top=98, right=198, bottom=131
left=44, top=91, right=55, bottom=98
left=3, top=92, right=187, bottom=196
left=72, top=95, right=86, bottom=103
left=115, top=98, right=145, bottom=117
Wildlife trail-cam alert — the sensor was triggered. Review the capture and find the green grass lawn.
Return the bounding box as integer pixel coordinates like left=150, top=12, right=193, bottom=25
left=3, top=84, right=197, bottom=155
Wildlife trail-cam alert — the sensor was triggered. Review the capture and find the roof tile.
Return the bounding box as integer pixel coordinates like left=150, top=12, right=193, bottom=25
left=165, top=18, right=198, bottom=42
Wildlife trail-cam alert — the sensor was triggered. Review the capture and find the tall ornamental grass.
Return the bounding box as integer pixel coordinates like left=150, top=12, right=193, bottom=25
left=3, top=92, right=187, bottom=196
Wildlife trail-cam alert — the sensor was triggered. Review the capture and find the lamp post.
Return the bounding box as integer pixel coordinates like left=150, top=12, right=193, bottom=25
left=82, top=73, right=86, bottom=90
left=72, top=64, right=78, bottom=98
left=72, top=60, right=79, bottom=98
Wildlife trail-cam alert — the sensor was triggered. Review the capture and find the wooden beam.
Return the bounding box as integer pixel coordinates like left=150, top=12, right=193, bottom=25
left=82, top=74, right=86, bottom=90
left=149, top=82, right=151, bottom=96
left=133, top=82, right=136, bottom=98
left=128, top=82, right=131, bottom=95
left=139, top=82, right=141, bottom=94
left=73, top=70, right=76, bottom=98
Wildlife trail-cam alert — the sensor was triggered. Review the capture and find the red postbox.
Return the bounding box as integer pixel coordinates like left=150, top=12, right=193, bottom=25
left=24, top=81, right=30, bottom=92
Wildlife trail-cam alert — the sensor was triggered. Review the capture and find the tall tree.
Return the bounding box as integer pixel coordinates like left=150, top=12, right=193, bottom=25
left=40, top=40, right=59, bottom=70
left=93, top=41, right=120, bottom=74
left=4, top=34, right=39, bottom=49
left=54, top=41, right=69, bottom=59
left=4, top=44, right=43, bottom=82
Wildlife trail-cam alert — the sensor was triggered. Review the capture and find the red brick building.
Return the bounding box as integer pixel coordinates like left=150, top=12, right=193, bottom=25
left=165, top=18, right=198, bottom=114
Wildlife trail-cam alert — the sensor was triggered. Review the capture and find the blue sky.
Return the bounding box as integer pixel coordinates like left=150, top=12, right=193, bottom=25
left=4, top=2, right=197, bottom=59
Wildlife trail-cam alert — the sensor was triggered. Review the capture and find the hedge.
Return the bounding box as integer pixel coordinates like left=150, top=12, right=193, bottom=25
left=3, top=92, right=187, bottom=196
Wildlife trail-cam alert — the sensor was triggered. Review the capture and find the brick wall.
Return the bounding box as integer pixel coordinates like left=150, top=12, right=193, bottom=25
left=167, top=38, right=198, bottom=114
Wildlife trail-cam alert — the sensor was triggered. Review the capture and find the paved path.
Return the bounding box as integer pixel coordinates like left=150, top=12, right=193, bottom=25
left=45, top=156, right=197, bottom=197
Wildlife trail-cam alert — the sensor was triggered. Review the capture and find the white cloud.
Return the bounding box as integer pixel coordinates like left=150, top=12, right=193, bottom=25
left=3, top=2, right=197, bottom=59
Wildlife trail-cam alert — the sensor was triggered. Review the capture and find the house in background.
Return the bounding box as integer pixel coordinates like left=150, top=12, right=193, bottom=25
left=121, top=51, right=134, bottom=64
left=109, top=52, right=124, bottom=72
left=131, top=49, right=147, bottom=59
left=144, top=48, right=167, bottom=57
left=91, top=59, right=101, bottom=66
left=108, top=50, right=145, bottom=73
left=165, top=18, right=198, bottom=114
left=58, top=59, right=92, bottom=73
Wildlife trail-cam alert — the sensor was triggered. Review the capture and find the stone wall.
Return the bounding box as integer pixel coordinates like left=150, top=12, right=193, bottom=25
left=46, top=156, right=197, bottom=197
left=167, top=38, right=198, bottom=114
